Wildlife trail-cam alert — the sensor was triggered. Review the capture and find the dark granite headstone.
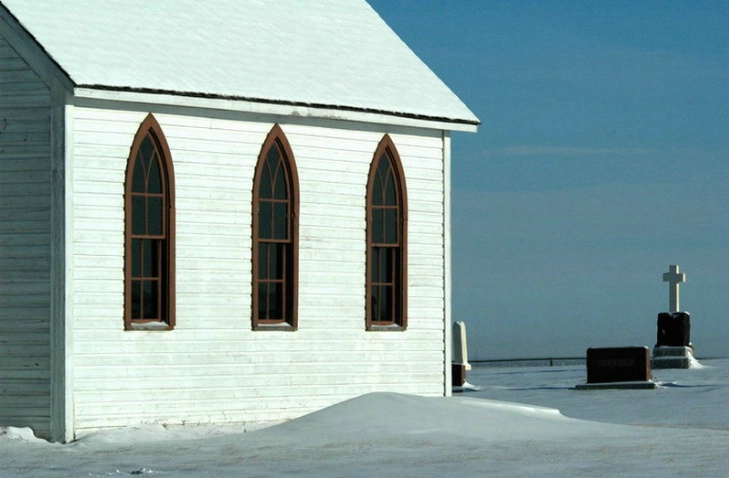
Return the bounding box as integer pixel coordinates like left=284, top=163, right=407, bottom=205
left=586, top=347, right=651, bottom=384
left=452, top=363, right=466, bottom=387
left=656, top=312, right=690, bottom=347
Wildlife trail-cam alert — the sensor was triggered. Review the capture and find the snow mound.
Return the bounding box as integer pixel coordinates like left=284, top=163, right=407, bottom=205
left=74, top=421, right=273, bottom=448
left=3, top=362, right=729, bottom=477
left=0, top=427, right=45, bottom=443
left=689, top=354, right=705, bottom=368
left=256, top=392, right=625, bottom=446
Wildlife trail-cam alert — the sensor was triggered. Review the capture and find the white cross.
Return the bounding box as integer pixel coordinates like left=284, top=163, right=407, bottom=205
left=662, top=265, right=686, bottom=312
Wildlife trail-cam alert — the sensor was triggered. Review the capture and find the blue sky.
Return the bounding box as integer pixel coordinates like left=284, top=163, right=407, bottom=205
left=367, top=1, right=729, bottom=359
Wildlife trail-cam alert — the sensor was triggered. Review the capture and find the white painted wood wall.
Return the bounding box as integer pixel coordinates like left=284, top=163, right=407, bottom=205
left=0, top=34, right=53, bottom=438
left=70, top=105, right=448, bottom=431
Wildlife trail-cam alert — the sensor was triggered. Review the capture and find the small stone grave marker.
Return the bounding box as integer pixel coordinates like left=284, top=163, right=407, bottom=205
left=452, top=321, right=472, bottom=371
left=576, top=346, right=657, bottom=390
left=452, top=321, right=470, bottom=388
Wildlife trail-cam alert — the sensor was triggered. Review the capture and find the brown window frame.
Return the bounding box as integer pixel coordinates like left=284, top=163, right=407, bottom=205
left=251, top=124, right=299, bottom=331
left=124, top=114, right=176, bottom=331
left=366, top=134, right=408, bottom=331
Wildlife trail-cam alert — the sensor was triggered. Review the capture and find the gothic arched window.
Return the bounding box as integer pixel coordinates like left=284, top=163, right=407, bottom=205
left=124, top=114, right=175, bottom=330
left=366, top=135, right=407, bottom=330
left=252, top=125, right=299, bottom=330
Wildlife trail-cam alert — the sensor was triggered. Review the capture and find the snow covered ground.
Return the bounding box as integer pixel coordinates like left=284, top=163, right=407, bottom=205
left=2, top=359, right=728, bottom=477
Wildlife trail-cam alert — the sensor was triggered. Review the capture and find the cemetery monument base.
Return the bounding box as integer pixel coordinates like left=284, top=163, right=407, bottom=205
left=652, top=346, right=694, bottom=369
left=652, top=311, right=695, bottom=369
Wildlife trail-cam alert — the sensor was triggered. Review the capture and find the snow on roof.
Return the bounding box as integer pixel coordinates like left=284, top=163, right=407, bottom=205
left=0, top=0, right=479, bottom=126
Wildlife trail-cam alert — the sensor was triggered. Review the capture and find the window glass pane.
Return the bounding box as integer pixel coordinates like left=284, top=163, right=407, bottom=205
left=274, top=172, right=287, bottom=201
left=273, top=202, right=288, bottom=240
left=273, top=166, right=287, bottom=201
left=258, top=201, right=272, bottom=239
left=132, top=239, right=141, bottom=277
left=257, top=283, right=269, bottom=319
left=132, top=196, right=146, bottom=235
left=131, top=280, right=141, bottom=319
left=273, top=243, right=284, bottom=280
left=285, top=274, right=294, bottom=319
left=263, top=147, right=281, bottom=200
left=159, top=242, right=166, bottom=279
left=269, top=282, right=283, bottom=320
left=132, top=155, right=147, bottom=193
left=258, top=244, right=269, bottom=280
left=377, top=154, right=388, bottom=175
left=139, top=136, right=154, bottom=166
left=379, top=247, right=389, bottom=282
left=372, top=173, right=383, bottom=207
left=385, top=209, right=398, bottom=244
left=148, top=196, right=163, bottom=236
left=383, top=286, right=394, bottom=322
left=372, top=209, right=383, bottom=244
left=159, top=274, right=168, bottom=322
left=371, top=247, right=380, bottom=282
left=375, top=156, right=390, bottom=204
left=384, top=172, right=396, bottom=206
left=372, top=285, right=391, bottom=322
left=258, top=282, right=284, bottom=320
left=266, top=146, right=280, bottom=169
left=386, top=248, right=398, bottom=282
left=259, top=159, right=272, bottom=199
left=369, top=287, right=378, bottom=320
left=148, top=153, right=162, bottom=194
left=143, top=239, right=156, bottom=278
left=142, top=280, right=158, bottom=319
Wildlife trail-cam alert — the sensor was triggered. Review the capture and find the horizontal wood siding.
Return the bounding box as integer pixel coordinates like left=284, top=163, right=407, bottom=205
left=0, top=35, right=52, bottom=437
left=71, top=107, right=446, bottom=431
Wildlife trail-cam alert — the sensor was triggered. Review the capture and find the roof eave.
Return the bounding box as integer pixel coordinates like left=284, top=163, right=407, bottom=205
left=72, top=84, right=479, bottom=133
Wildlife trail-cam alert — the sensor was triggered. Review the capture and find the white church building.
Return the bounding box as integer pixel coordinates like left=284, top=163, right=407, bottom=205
left=0, top=0, right=478, bottom=442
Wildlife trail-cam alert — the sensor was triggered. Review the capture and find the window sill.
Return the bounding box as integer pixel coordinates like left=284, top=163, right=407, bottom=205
left=253, top=322, right=297, bottom=332
left=367, top=324, right=406, bottom=332
left=127, top=322, right=173, bottom=331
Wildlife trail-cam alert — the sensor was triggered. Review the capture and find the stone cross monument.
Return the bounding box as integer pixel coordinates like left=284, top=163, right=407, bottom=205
left=662, top=264, right=686, bottom=313
left=653, top=264, right=694, bottom=369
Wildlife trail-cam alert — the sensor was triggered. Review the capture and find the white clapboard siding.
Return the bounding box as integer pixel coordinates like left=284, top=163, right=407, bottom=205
left=70, top=106, right=447, bottom=432
left=0, top=35, right=52, bottom=437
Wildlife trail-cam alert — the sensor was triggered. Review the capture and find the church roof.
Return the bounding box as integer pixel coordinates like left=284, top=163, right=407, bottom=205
left=0, top=0, right=479, bottom=127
